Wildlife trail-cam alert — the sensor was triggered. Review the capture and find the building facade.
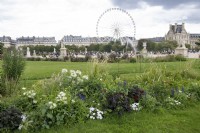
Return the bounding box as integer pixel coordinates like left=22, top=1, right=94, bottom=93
left=16, top=36, right=57, bottom=47
left=0, top=36, right=16, bottom=48
left=165, top=23, right=200, bottom=48
left=60, top=35, right=111, bottom=46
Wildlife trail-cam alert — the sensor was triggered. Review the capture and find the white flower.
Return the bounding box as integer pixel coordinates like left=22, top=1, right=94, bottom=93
left=131, top=103, right=140, bottom=111
left=71, top=99, right=75, bottom=103
left=21, top=115, right=27, bottom=122
left=33, top=100, right=37, bottom=104
left=82, top=75, right=89, bottom=80
left=59, top=91, right=66, bottom=97
left=22, top=87, right=26, bottom=90
left=89, top=107, right=95, bottom=112
left=70, top=70, right=76, bottom=74
left=56, top=91, right=67, bottom=103
left=71, top=72, right=77, bottom=78
left=76, top=70, right=82, bottom=75
left=89, top=107, right=103, bottom=120
left=61, top=69, right=68, bottom=73
left=77, top=77, right=83, bottom=83
left=18, top=124, right=23, bottom=130
left=48, top=101, right=57, bottom=109
left=23, top=90, right=36, bottom=99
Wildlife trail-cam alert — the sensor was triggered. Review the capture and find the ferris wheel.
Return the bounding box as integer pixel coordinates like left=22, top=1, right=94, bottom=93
left=96, top=8, right=136, bottom=46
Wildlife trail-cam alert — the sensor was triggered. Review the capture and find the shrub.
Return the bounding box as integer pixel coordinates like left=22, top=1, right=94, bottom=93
left=27, top=95, right=88, bottom=131
left=71, top=57, right=87, bottom=62
left=148, top=82, right=170, bottom=103
left=128, top=86, right=145, bottom=102
left=140, top=94, right=158, bottom=111
left=175, top=54, right=187, bottom=61
left=107, top=53, right=119, bottom=63
left=188, top=83, right=200, bottom=101
left=129, top=58, right=137, bottom=63
left=1, top=49, right=25, bottom=96
left=105, top=92, right=131, bottom=115
left=0, top=107, right=22, bottom=131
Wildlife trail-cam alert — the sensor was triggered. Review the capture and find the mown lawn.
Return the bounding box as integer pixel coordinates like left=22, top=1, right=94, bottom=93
left=1, top=60, right=200, bottom=133
left=19, top=60, right=200, bottom=86
left=42, top=104, right=200, bottom=133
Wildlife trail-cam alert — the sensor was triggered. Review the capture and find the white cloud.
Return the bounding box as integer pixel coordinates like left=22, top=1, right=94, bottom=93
left=0, top=0, right=112, bottom=40
left=0, top=0, right=200, bottom=41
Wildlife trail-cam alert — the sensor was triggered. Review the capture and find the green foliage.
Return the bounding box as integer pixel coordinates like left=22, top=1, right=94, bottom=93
left=1, top=49, right=25, bottom=95
left=195, top=39, right=200, bottom=46
left=0, top=42, right=4, bottom=57
left=0, top=107, right=22, bottom=131
left=105, top=92, right=131, bottom=115
left=152, top=55, right=186, bottom=62
left=137, top=39, right=178, bottom=52
left=129, top=58, right=137, bottom=63
left=140, top=94, right=158, bottom=111
left=21, top=45, right=60, bottom=55
left=188, top=82, right=200, bottom=101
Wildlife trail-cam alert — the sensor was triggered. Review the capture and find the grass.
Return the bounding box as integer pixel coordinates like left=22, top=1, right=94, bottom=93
left=19, top=60, right=200, bottom=86
left=0, top=60, right=196, bottom=87
left=1, top=60, right=200, bottom=133
left=42, top=104, right=200, bottom=133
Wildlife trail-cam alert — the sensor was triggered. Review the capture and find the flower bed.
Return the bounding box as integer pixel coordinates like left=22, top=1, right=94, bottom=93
left=1, top=66, right=200, bottom=132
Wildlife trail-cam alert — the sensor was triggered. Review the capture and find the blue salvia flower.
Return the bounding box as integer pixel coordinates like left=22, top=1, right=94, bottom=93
left=171, top=88, right=175, bottom=97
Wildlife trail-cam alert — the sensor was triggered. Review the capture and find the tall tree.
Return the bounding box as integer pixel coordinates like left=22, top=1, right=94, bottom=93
left=195, top=39, right=200, bottom=46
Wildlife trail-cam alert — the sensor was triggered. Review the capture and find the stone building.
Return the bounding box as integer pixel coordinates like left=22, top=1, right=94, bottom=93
left=16, top=36, right=57, bottom=47
left=60, top=35, right=111, bottom=46
left=165, top=23, right=200, bottom=48
left=0, top=36, right=16, bottom=48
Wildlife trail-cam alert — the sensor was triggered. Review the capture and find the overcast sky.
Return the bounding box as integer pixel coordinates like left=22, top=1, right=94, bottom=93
left=0, top=0, right=200, bottom=41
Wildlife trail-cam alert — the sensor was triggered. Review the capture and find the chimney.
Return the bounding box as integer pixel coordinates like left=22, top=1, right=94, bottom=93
left=175, top=23, right=177, bottom=32
left=182, top=23, right=185, bottom=29
left=169, top=24, right=172, bottom=30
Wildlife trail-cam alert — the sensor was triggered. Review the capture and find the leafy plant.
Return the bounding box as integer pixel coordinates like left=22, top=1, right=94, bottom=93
left=128, top=86, right=145, bottom=102
left=0, top=107, right=22, bottom=131
left=1, top=49, right=25, bottom=96
left=105, top=92, right=131, bottom=115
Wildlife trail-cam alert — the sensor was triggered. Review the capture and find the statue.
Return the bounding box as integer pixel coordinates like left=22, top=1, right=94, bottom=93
left=26, top=47, right=31, bottom=57
left=53, top=48, right=56, bottom=54
left=33, top=50, right=36, bottom=57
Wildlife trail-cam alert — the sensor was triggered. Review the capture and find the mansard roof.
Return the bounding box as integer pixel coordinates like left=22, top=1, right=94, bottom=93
left=171, top=25, right=182, bottom=33
left=0, top=36, right=12, bottom=42
left=16, top=36, right=56, bottom=42
left=176, top=25, right=182, bottom=33
left=190, top=34, right=200, bottom=38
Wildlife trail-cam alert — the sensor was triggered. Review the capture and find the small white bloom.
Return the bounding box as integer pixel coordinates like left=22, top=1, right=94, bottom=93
left=82, top=75, right=89, bottom=80
left=71, top=72, right=77, bottom=78
left=131, top=103, right=140, bottom=111
left=22, top=87, right=26, bottom=90
left=18, top=124, right=23, bottom=130
left=77, top=77, right=83, bottom=83
left=76, top=70, right=82, bottom=75
left=21, top=115, right=27, bottom=122
left=71, top=99, right=75, bottom=103
left=89, top=107, right=95, bottom=112
left=61, top=69, right=68, bottom=73
left=33, top=100, right=37, bottom=104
